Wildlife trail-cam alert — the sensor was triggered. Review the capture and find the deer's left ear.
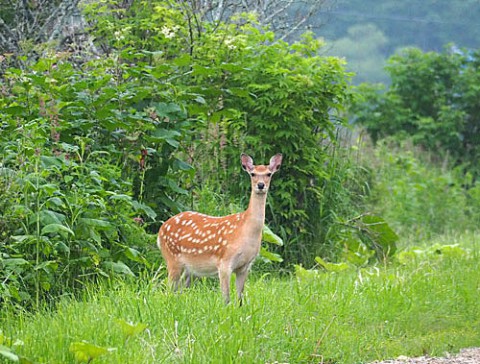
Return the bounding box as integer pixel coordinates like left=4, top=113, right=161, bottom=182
left=241, top=153, right=255, bottom=172
left=268, top=153, right=283, bottom=173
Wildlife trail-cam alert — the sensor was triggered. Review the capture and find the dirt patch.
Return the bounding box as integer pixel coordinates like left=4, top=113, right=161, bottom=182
left=371, top=348, right=480, bottom=364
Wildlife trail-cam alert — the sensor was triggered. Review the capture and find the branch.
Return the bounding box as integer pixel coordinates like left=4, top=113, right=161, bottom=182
left=48, top=0, right=82, bottom=44
left=0, top=16, right=18, bottom=52
left=35, top=0, right=80, bottom=44
left=263, top=0, right=293, bottom=24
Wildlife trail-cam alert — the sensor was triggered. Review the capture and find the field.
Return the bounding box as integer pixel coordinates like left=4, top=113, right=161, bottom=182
left=1, top=234, right=479, bottom=364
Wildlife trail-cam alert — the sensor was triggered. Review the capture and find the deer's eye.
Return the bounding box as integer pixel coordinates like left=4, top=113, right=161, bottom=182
left=250, top=173, right=256, bottom=177
left=267, top=173, right=272, bottom=177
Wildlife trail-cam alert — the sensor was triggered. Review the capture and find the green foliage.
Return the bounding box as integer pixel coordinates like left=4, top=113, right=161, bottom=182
left=186, top=27, right=354, bottom=265
left=69, top=341, right=114, bottom=363
left=0, top=119, right=157, bottom=308
left=353, top=47, right=480, bottom=172
left=0, top=0, right=389, bottom=309
left=81, top=1, right=358, bottom=266
left=0, top=18, right=195, bottom=306
left=362, top=141, right=480, bottom=238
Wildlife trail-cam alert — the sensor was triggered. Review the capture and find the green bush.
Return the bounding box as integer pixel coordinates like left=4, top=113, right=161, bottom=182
left=82, top=1, right=363, bottom=265
left=0, top=119, right=157, bottom=308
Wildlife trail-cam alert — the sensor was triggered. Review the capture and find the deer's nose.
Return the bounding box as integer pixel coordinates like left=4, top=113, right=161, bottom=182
left=257, top=182, right=265, bottom=190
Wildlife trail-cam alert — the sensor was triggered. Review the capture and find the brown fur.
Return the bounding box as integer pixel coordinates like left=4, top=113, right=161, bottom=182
left=157, top=153, right=283, bottom=304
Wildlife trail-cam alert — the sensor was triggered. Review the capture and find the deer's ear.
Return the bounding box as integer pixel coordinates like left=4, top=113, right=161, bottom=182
left=241, top=154, right=254, bottom=172
left=268, top=153, right=283, bottom=173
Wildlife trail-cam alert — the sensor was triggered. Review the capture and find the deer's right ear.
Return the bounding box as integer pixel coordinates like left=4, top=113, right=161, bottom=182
left=241, top=154, right=254, bottom=172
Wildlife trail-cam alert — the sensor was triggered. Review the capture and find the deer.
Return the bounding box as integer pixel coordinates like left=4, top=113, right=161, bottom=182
left=157, top=153, right=283, bottom=305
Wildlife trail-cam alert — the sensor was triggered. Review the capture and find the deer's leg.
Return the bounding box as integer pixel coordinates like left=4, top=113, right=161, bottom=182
left=218, top=266, right=232, bottom=305
left=167, top=261, right=183, bottom=291
left=184, top=272, right=193, bottom=288
left=235, top=266, right=250, bottom=306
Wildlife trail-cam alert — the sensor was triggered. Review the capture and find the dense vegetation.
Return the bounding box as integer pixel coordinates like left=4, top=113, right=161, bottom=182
left=0, top=0, right=479, bottom=325
left=353, top=47, right=480, bottom=173
left=0, top=0, right=371, bottom=308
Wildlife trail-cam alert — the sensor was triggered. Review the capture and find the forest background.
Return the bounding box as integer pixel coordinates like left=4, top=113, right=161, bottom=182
left=0, top=0, right=479, bottom=310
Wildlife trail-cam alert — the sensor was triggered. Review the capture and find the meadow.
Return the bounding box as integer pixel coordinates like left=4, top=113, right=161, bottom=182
left=1, top=233, right=479, bottom=364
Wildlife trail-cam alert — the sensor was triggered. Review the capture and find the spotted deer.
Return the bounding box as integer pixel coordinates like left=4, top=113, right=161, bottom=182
left=157, top=153, right=283, bottom=304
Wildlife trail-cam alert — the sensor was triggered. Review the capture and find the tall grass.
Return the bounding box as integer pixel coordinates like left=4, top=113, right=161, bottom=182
left=1, top=236, right=479, bottom=364
left=360, top=139, right=480, bottom=239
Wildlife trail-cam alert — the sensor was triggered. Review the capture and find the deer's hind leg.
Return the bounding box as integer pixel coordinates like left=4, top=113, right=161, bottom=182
left=166, top=259, right=184, bottom=291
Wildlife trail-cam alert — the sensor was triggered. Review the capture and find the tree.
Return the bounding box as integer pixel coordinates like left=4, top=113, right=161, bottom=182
left=328, top=23, right=389, bottom=84
left=353, top=47, right=480, bottom=173
left=0, top=0, right=85, bottom=54
left=176, top=0, right=333, bottom=40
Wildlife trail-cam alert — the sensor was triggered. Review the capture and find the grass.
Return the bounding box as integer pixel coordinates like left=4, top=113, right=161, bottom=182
left=1, top=236, right=479, bottom=364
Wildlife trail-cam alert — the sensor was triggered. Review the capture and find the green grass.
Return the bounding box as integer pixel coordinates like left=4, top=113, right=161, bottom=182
left=1, top=238, right=479, bottom=364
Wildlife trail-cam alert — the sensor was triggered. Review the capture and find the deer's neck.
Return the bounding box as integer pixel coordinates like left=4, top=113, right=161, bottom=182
left=243, top=191, right=267, bottom=236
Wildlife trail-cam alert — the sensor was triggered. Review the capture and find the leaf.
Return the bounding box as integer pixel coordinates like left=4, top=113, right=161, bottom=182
left=148, top=128, right=181, bottom=147
left=69, top=341, right=112, bottom=362
left=0, top=345, right=18, bottom=362
left=116, top=319, right=147, bottom=337
left=294, top=264, right=319, bottom=281
left=361, top=215, right=398, bottom=257
left=2, top=258, right=30, bottom=268
left=172, top=158, right=194, bottom=172
left=194, top=96, right=206, bottom=104
left=154, top=102, right=183, bottom=118
left=34, top=260, right=59, bottom=273
left=102, top=261, right=135, bottom=277
left=123, top=247, right=147, bottom=264
left=315, top=257, right=350, bottom=273
left=259, top=247, right=283, bottom=263
left=131, top=201, right=157, bottom=220
left=78, top=218, right=113, bottom=229
left=41, top=224, right=75, bottom=237
left=432, top=244, right=468, bottom=258
left=262, top=225, right=284, bottom=246
left=38, top=210, right=65, bottom=225
left=108, top=194, right=132, bottom=202
left=47, top=197, right=65, bottom=208
left=40, top=156, right=64, bottom=168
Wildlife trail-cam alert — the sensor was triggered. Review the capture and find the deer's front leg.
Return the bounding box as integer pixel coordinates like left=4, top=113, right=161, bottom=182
left=235, top=266, right=250, bottom=306
left=218, top=266, right=232, bottom=305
